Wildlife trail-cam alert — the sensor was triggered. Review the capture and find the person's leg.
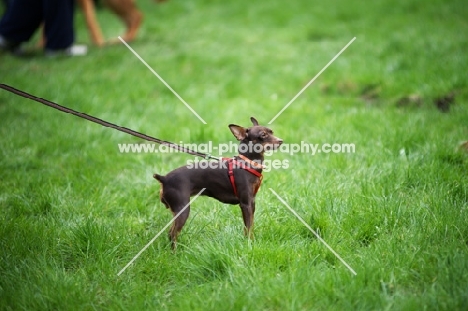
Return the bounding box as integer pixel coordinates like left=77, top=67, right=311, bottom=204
left=0, top=0, right=43, bottom=46
left=42, top=0, right=74, bottom=50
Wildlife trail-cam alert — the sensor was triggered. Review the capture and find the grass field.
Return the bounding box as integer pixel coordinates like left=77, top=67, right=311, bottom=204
left=1, top=0, right=468, bottom=309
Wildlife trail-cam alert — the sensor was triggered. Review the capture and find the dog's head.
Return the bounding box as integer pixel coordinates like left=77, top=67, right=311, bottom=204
left=229, top=117, right=283, bottom=153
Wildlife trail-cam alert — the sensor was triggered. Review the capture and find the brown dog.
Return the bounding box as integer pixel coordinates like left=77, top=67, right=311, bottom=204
left=77, top=0, right=167, bottom=46
left=154, top=117, right=283, bottom=249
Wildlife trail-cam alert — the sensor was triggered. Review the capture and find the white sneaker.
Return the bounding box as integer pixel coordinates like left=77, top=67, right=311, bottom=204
left=66, top=44, right=87, bottom=56
left=45, top=44, right=88, bottom=57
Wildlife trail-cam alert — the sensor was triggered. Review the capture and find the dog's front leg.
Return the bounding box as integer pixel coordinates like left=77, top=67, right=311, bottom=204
left=239, top=200, right=254, bottom=239
left=250, top=200, right=256, bottom=237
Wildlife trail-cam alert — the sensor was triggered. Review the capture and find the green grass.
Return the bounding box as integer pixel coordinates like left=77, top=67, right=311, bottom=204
left=1, top=0, right=468, bottom=309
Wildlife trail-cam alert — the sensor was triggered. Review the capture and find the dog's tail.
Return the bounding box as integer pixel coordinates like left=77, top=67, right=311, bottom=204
left=153, top=173, right=165, bottom=183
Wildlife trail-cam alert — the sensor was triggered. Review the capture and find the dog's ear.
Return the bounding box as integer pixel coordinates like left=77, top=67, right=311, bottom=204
left=229, top=124, right=248, bottom=141
left=250, top=117, right=259, bottom=126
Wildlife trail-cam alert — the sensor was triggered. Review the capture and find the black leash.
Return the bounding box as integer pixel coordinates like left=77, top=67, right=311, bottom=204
left=0, top=83, right=219, bottom=160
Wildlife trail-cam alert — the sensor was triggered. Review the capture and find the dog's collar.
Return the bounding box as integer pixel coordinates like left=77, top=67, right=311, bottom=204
left=237, top=154, right=264, bottom=169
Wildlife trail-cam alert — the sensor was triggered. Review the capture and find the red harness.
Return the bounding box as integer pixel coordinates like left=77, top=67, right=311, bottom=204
left=223, top=155, right=263, bottom=197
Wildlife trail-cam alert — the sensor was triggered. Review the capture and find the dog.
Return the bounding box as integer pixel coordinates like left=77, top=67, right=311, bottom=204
left=153, top=117, right=283, bottom=249
left=77, top=0, right=167, bottom=46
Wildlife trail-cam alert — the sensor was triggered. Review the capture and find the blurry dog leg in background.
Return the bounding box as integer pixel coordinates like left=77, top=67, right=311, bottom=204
left=78, top=0, right=105, bottom=46
left=103, top=0, right=142, bottom=43
left=78, top=0, right=169, bottom=46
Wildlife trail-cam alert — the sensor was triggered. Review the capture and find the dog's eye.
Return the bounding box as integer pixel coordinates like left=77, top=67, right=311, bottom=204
left=260, top=132, right=267, bottom=139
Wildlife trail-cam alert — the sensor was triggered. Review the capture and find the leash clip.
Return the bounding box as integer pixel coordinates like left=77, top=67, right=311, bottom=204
left=205, top=154, right=220, bottom=161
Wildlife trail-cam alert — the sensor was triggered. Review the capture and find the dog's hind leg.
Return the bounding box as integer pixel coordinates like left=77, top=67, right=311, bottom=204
left=168, top=203, right=190, bottom=249
left=158, top=186, right=191, bottom=249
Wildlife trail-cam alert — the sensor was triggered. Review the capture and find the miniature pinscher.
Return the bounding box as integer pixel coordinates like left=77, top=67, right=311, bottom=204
left=154, top=117, right=283, bottom=248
